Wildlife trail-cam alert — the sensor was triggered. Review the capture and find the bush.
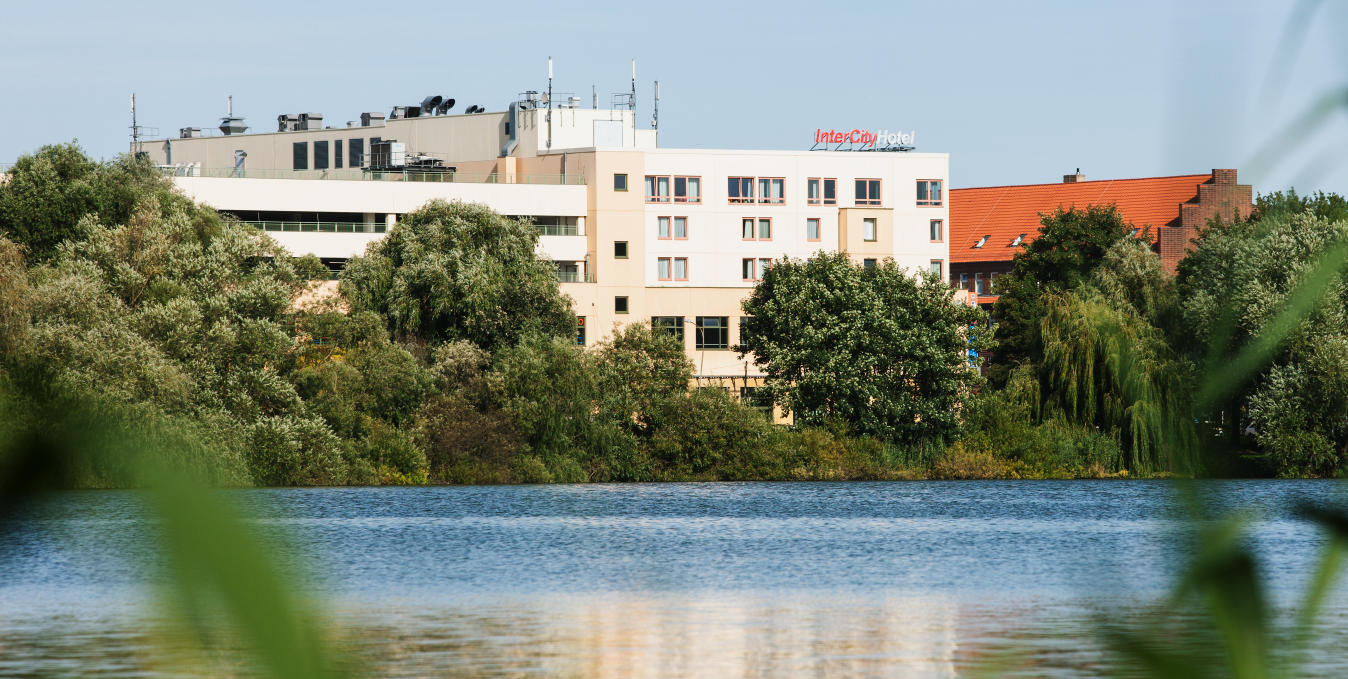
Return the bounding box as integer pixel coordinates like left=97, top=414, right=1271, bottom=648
left=246, top=415, right=349, bottom=486
left=646, top=388, right=774, bottom=476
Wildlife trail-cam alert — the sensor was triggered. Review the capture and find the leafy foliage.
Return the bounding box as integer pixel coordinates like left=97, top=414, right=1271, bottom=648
left=739, top=251, right=989, bottom=446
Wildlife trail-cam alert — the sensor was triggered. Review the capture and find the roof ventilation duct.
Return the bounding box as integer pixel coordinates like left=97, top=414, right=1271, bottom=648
left=218, top=95, right=248, bottom=135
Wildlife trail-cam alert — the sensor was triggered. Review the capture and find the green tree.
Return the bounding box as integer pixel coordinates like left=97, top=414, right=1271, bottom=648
left=339, top=200, right=575, bottom=350
left=738, top=251, right=990, bottom=446
left=0, top=143, right=193, bottom=263
left=988, top=204, right=1135, bottom=387
left=590, top=321, right=693, bottom=435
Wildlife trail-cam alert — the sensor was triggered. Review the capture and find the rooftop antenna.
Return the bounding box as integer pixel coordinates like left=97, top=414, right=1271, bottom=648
left=130, top=92, right=137, bottom=155
left=228, top=94, right=233, bottom=117
left=630, top=59, right=636, bottom=112
left=546, top=57, right=553, bottom=149
left=653, top=80, right=659, bottom=131
left=592, top=85, right=596, bottom=109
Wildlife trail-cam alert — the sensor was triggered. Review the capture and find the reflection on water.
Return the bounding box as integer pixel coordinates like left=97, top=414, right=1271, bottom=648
left=0, top=481, right=1344, bottom=677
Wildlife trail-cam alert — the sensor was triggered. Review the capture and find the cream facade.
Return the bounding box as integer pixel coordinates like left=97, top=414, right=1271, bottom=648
left=146, top=106, right=950, bottom=413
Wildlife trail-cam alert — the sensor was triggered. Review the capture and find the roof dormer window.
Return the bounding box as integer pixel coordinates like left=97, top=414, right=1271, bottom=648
left=975, top=235, right=990, bottom=248
left=1011, top=233, right=1026, bottom=247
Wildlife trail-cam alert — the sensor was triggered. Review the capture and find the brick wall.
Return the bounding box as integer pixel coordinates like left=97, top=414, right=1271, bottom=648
left=1158, top=169, right=1253, bottom=271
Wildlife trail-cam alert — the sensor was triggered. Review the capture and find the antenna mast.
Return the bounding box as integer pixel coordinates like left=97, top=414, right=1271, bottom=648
left=546, top=57, right=553, bottom=149
left=130, top=93, right=138, bottom=155
left=653, top=80, right=659, bottom=131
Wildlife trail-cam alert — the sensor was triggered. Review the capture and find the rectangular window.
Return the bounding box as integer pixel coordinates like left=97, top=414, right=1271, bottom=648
left=742, top=258, right=756, bottom=281
left=292, top=142, right=308, bottom=170
left=615, top=296, right=629, bottom=313
left=658, top=217, right=670, bottom=239
left=960, top=273, right=969, bottom=290
left=314, top=141, right=329, bottom=170
left=696, top=316, right=730, bottom=349
left=739, top=316, right=751, bottom=347
left=334, top=140, right=343, bottom=168
left=577, top=317, right=586, bottom=346
left=976, top=273, right=985, bottom=294
left=614, top=174, right=628, bottom=191
left=807, top=218, right=820, bottom=241
left=645, top=175, right=670, bottom=203
left=349, top=139, right=364, bottom=168
left=863, top=218, right=877, bottom=242
left=658, top=257, right=671, bottom=280
left=759, top=258, right=771, bottom=277
left=652, top=316, right=684, bottom=343
left=674, top=176, right=701, bottom=203
left=855, top=179, right=881, bottom=206
left=917, top=179, right=943, bottom=206
left=674, top=217, right=687, bottom=239
left=930, top=219, right=943, bottom=242
left=757, top=178, right=785, bottom=204
left=808, top=178, right=821, bottom=205
left=728, top=177, right=754, bottom=204
left=864, top=258, right=877, bottom=270
left=743, top=218, right=755, bottom=240
left=758, top=218, right=772, bottom=240
left=931, top=261, right=943, bottom=278
left=615, top=241, right=628, bottom=258
left=674, top=257, right=688, bottom=280
left=823, top=178, right=837, bottom=205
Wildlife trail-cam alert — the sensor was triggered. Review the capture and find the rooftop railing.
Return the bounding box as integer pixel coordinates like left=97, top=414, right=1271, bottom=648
left=243, top=221, right=384, bottom=234
left=555, top=271, right=594, bottom=283
left=535, top=223, right=581, bottom=236
left=157, top=166, right=585, bottom=185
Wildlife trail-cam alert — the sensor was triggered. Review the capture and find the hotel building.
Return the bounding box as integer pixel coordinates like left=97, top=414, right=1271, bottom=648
left=139, top=95, right=950, bottom=408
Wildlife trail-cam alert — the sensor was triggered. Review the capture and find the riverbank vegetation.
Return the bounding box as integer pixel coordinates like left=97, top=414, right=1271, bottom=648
left=2, top=143, right=1346, bottom=486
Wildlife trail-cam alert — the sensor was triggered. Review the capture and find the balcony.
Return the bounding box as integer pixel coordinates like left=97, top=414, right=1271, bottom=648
left=555, top=271, right=594, bottom=283
left=155, top=167, right=586, bottom=185
left=535, top=223, right=581, bottom=236
left=244, top=221, right=383, bottom=233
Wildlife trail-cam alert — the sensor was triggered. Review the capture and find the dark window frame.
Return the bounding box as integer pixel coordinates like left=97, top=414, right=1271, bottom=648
left=695, top=316, right=730, bottom=350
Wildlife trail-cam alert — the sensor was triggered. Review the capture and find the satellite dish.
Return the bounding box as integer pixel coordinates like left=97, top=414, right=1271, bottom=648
left=421, top=95, right=443, bottom=114
left=436, top=98, right=455, bottom=115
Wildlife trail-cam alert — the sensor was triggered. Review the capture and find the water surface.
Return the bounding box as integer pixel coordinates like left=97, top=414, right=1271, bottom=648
left=1, top=481, right=1343, bottom=677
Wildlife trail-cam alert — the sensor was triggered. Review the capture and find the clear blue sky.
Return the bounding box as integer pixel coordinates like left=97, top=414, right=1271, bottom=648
left=3, top=0, right=1345, bottom=194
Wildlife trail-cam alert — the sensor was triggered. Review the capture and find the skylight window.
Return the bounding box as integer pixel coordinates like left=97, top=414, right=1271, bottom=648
left=975, top=235, right=990, bottom=248
left=1011, top=233, right=1026, bottom=247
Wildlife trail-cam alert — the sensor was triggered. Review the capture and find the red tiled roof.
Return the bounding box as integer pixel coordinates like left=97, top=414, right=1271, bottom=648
left=949, top=174, right=1212, bottom=263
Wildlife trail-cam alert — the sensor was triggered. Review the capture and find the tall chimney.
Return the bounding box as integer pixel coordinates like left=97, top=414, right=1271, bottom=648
left=1063, top=168, right=1085, bottom=183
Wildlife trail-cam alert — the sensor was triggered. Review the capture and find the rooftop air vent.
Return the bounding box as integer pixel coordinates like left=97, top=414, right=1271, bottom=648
left=298, top=113, right=323, bottom=130
left=360, top=112, right=385, bottom=127
left=975, top=235, right=990, bottom=248
left=179, top=127, right=202, bottom=138
left=218, top=95, right=248, bottom=135
left=435, top=98, right=455, bottom=115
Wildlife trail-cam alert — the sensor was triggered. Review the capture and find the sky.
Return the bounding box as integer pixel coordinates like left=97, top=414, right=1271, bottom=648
left=2, top=0, right=1346, bottom=194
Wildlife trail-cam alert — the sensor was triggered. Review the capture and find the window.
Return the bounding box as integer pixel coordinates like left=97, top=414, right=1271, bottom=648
left=615, top=296, right=629, bottom=314
left=696, top=316, right=729, bottom=349
left=614, top=174, right=628, bottom=191
left=658, top=257, right=671, bottom=280
left=292, top=142, right=308, bottom=170
left=808, top=178, right=821, bottom=205
left=348, top=139, right=364, bottom=168
left=855, top=179, right=881, bottom=206
left=930, top=219, right=943, bottom=242
left=739, top=316, right=751, bottom=347
left=674, top=257, right=688, bottom=280
left=614, top=241, right=628, bottom=258
left=728, top=177, right=754, bottom=204
left=644, top=175, right=670, bottom=203
left=742, top=218, right=754, bottom=240
left=740, top=387, right=772, bottom=421
left=807, top=218, right=820, bottom=241
left=314, top=140, right=329, bottom=170
left=742, top=218, right=771, bottom=240
left=577, top=317, right=586, bottom=346
left=759, top=258, right=772, bottom=278
left=917, top=179, right=943, bottom=206
left=975, top=273, right=985, bottom=294
left=674, top=217, right=687, bottom=239
left=823, top=178, right=837, bottom=205
left=989, top=272, right=998, bottom=293
left=757, top=178, right=785, bottom=204
left=652, top=316, right=684, bottom=342
left=863, top=218, right=877, bottom=242
left=674, top=176, right=701, bottom=203
left=930, top=261, right=943, bottom=278
left=658, top=217, right=670, bottom=239
left=960, top=273, right=969, bottom=290
left=758, top=218, right=772, bottom=240
left=334, top=140, right=343, bottom=168
left=742, top=258, right=756, bottom=281
left=864, top=258, right=877, bottom=270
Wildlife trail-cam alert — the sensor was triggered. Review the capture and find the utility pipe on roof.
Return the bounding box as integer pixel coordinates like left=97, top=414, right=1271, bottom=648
left=502, top=102, right=519, bottom=158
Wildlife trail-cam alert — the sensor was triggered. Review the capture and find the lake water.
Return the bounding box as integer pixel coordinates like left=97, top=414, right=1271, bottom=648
left=1, top=481, right=1346, bottom=677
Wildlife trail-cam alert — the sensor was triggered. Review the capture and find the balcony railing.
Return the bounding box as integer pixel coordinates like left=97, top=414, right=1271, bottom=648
left=244, top=221, right=384, bottom=233
left=157, top=167, right=586, bottom=185
left=555, top=271, right=594, bottom=283
left=535, top=223, right=581, bottom=236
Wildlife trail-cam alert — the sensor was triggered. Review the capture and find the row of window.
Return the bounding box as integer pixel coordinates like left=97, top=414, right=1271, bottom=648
left=645, top=218, right=944, bottom=243
left=653, top=257, right=944, bottom=282
left=292, top=138, right=373, bottom=170
left=628, top=175, right=944, bottom=207
left=959, top=271, right=1002, bottom=295
left=650, top=316, right=733, bottom=349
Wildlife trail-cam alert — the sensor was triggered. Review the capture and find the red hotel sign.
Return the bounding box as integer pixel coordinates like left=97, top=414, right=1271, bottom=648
left=815, top=129, right=915, bottom=147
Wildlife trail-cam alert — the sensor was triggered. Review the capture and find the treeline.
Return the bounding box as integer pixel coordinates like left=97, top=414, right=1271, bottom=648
left=2, top=142, right=1344, bottom=485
